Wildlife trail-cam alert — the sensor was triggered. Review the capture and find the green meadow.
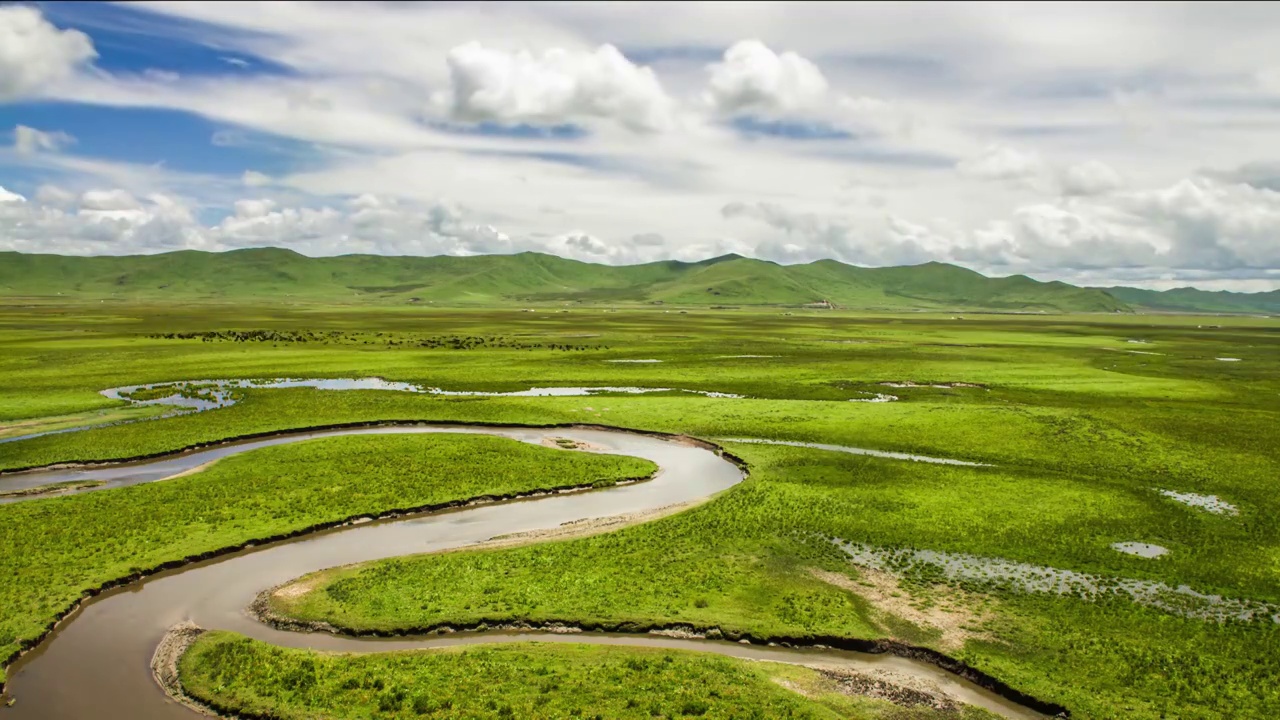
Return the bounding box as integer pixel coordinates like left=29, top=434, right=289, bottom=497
left=1, top=302, right=1277, bottom=718
left=179, top=633, right=1003, bottom=720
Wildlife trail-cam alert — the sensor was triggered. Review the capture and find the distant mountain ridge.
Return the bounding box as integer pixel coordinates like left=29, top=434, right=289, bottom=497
left=0, top=248, right=1274, bottom=314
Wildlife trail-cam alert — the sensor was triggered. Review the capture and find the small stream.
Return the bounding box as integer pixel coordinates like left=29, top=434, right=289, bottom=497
left=1, top=378, right=749, bottom=445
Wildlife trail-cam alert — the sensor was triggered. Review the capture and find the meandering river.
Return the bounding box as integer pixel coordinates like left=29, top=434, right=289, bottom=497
left=0, top=424, right=1046, bottom=719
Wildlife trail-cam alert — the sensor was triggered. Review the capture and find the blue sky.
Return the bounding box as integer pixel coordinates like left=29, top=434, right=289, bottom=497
left=1, top=1, right=1278, bottom=291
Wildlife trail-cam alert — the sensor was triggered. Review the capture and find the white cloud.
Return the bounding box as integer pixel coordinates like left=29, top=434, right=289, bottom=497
left=435, top=42, right=674, bottom=132
left=720, top=176, right=1280, bottom=282
left=1200, top=161, right=1280, bottom=192
left=233, top=198, right=277, bottom=218
left=0, top=185, right=25, bottom=204
left=80, top=189, right=141, bottom=212
left=0, top=189, right=207, bottom=255
left=957, top=144, right=1044, bottom=182
left=969, top=178, right=1280, bottom=273
left=241, top=170, right=272, bottom=187
left=1059, top=160, right=1123, bottom=196
left=13, top=125, right=75, bottom=154
left=35, top=184, right=76, bottom=207
left=0, top=187, right=519, bottom=257
left=0, top=6, right=97, bottom=101
left=143, top=68, right=181, bottom=83
left=721, top=200, right=941, bottom=266
left=705, top=40, right=829, bottom=115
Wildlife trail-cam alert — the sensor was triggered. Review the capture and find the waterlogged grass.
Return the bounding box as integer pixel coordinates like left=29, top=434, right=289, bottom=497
left=4, top=305, right=1270, bottom=426
left=272, top=444, right=1280, bottom=719
left=0, top=434, right=652, bottom=667
left=179, top=632, right=998, bottom=720
left=0, top=403, right=170, bottom=441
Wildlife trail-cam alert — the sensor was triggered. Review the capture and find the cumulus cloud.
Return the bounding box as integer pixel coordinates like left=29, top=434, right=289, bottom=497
left=0, top=6, right=97, bottom=101
left=561, top=232, right=611, bottom=256
left=0, top=185, right=25, bottom=204
left=721, top=200, right=942, bottom=266
left=12, top=125, right=75, bottom=154
left=970, top=178, right=1280, bottom=273
left=721, top=177, right=1280, bottom=281
left=0, top=187, right=521, bottom=257
left=0, top=188, right=206, bottom=254
left=705, top=40, right=830, bottom=115
left=957, top=144, right=1044, bottom=182
left=1200, top=160, right=1280, bottom=192
left=435, top=42, right=674, bottom=132
left=1059, top=160, right=1123, bottom=196
left=233, top=198, right=277, bottom=218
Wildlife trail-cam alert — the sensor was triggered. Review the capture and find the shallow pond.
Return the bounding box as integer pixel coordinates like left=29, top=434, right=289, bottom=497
left=1158, top=489, right=1238, bottom=515
left=1110, top=541, right=1169, bottom=558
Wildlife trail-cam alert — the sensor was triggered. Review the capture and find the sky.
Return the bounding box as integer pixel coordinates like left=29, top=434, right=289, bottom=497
left=1, top=1, right=1279, bottom=291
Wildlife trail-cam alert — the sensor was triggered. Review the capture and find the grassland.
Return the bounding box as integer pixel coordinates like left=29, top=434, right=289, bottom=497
left=0, top=303, right=1277, bottom=718
left=266, top=443, right=1280, bottom=719
left=0, top=433, right=653, bottom=667
left=180, top=632, right=999, bottom=720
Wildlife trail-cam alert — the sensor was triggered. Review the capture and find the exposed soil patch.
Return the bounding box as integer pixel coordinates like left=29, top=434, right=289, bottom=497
left=540, top=436, right=610, bottom=453
left=811, top=667, right=959, bottom=711
left=811, top=568, right=989, bottom=652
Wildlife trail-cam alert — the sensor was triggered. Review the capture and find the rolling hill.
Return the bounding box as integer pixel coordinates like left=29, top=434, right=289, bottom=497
left=1099, top=286, right=1280, bottom=315
left=0, top=247, right=1269, bottom=313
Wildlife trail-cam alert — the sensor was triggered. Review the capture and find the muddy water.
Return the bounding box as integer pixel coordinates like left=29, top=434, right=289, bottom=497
left=1, top=426, right=1042, bottom=720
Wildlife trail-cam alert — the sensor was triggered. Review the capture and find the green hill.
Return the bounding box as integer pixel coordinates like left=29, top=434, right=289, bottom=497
left=0, top=247, right=1263, bottom=313
left=1099, top=286, right=1280, bottom=315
